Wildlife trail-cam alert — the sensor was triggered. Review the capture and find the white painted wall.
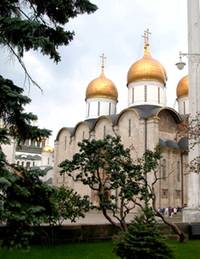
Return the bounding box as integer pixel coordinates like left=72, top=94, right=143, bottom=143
left=177, top=96, right=189, bottom=115
left=1, top=138, right=16, bottom=164
left=183, top=0, right=200, bottom=222
left=86, top=98, right=117, bottom=119
left=128, top=80, right=166, bottom=107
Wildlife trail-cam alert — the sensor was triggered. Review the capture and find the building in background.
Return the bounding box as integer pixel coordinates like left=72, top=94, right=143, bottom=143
left=54, top=31, right=189, bottom=209
left=15, top=138, right=54, bottom=184
left=1, top=116, right=54, bottom=184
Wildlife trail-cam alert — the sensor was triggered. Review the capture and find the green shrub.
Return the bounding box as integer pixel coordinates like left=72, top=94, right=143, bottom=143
left=114, top=208, right=174, bottom=259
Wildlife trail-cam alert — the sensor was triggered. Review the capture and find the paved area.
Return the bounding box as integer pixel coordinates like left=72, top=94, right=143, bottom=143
left=64, top=211, right=136, bottom=225
left=63, top=211, right=182, bottom=225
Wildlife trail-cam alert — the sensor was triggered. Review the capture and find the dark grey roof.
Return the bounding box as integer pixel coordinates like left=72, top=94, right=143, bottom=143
left=178, top=137, right=188, bottom=152
left=159, top=137, right=188, bottom=152
left=77, top=115, right=118, bottom=134
left=133, top=105, right=183, bottom=122
left=132, top=105, right=161, bottom=119
left=15, top=154, right=41, bottom=160
left=66, top=127, right=74, bottom=134
left=107, top=114, right=118, bottom=124
left=159, top=138, right=167, bottom=148
left=165, top=140, right=179, bottom=149
left=80, top=118, right=98, bottom=133
left=84, top=118, right=97, bottom=128
left=159, top=138, right=180, bottom=150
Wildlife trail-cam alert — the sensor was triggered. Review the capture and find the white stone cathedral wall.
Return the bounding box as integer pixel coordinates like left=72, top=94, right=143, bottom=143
left=117, top=109, right=143, bottom=158
left=94, top=117, right=114, bottom=139
left=54, top=109, right=187, bottom=209
left=154, top=150, right=186, bottom=209
left=53, top=129, right=71, bottom=185
left=74, top=123, right=90, bottom=144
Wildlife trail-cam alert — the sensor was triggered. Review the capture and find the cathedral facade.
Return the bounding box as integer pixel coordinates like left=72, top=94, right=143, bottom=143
left=53, top=33, right=189, bottom=209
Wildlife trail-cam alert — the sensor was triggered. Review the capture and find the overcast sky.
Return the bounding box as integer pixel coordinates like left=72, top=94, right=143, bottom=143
left=0, top=0, right=188, bottom=145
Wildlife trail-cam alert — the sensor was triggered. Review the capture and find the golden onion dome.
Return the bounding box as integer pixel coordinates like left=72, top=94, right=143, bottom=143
left=42, top=145, right=54, bottom=153
left=86, top=72, right=118, bottom=101
left=127, top=44, right=167, bottom=85
left=176, top=75, right=188, bottom=98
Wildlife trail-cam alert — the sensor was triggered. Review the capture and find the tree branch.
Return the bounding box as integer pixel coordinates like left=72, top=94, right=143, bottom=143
left=3, top=38, right=42, bottom=91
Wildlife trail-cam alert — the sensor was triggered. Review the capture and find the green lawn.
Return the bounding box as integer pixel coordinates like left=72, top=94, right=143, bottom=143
left=168, top=240, right=200, bottom=259
left=0, top=240, right=200, bottom=259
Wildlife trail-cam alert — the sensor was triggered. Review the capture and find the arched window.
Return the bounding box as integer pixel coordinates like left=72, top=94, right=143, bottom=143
left=98, top=101, right=100, bottom=116
left=158, top=87, right=160, bottom=104
left=162, top=188, right=168, bottom=198
left=26, top=161, right=30, bottom=168
left=132, top=88, right=134, bottom=103
left=144, top=85, right=147, bottom=102
left=103, top=125, right=106, bottom=138
left=128, top=119, right=131, bottom=137
left=88, top=103, right=90, bottom=117
left=177, top=161, right=180, bottom=182
left=64, top=136, right=67, bottom=150
left=183, top=101, right=186, bottom=114
left=161, top=159, right=166, bottom=180
left=109, top=103, right=111, bottom=115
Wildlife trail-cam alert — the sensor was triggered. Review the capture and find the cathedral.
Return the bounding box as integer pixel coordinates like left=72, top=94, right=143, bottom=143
left=53, top=31, right=189, bottom=209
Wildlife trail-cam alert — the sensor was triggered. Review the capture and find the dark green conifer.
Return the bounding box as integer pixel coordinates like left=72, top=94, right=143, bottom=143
left=114, top=207, right=174, bottom=259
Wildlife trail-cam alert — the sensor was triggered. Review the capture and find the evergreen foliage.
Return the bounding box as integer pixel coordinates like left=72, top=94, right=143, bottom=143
left=0, top=0, right=97, bottom=248
left=1, top=166, right=55, bottom=248
left=0, top=0, right=97, bottom=63
left=0, top=75, right=53, bottom=248
left=0, top=162, right=90, bottom=248
left=0, top=75, right=51, bottom=145
left=114, top=207, right=174, bottom=259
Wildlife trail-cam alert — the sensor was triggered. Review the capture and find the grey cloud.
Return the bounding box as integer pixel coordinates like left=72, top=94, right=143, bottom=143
left=0, top=0, right=187, bottom=145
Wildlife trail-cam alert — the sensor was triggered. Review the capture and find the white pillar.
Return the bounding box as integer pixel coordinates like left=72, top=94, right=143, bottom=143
left=183, top=0, right=200, bottom=222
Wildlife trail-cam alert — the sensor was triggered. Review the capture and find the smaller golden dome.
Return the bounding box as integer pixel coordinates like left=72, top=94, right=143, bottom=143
left=176, top=75, right=188, bottom=98
left=86, top=72, right=118, bottom=101
left=127, top=45, right=167, bottom=85
left=43, top=145, right=54, bottom=153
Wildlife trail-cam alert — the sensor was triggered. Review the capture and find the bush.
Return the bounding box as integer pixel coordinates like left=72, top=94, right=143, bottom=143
left=114, top=208, right=174, bottom=259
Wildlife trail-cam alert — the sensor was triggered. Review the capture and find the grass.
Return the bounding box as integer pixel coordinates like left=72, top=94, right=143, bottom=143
left=167, top=240, right=200, bottom=259
left=0, top=241, right=118, bottom=259
left=0, top=240, right=200, bottom=259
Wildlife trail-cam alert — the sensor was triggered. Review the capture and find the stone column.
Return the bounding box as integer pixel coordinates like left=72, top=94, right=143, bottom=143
left=146, top=116, right=160, bottom=204
left=146, top=116, right=160, bottom=151
left=183, top=0, right=200, bottom=222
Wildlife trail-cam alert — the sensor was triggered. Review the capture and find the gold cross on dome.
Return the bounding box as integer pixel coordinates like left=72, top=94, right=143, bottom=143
left=142, top=28, right=151, bottom=46
left=100, top=53, right=106, bottom=73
